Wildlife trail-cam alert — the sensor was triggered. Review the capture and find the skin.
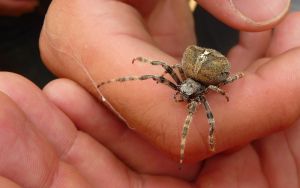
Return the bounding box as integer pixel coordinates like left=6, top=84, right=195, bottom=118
left=0, top=0, right=300, bottom=187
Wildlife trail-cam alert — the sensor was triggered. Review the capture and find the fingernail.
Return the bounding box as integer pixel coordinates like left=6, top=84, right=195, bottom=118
left=231, top=0, right=290, bottom=23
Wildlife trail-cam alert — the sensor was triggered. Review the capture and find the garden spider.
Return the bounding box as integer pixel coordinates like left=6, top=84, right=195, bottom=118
left=98, top=45, right=244, bottom=167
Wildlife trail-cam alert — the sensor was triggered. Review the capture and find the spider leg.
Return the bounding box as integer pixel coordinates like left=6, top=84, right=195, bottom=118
left=179, top=100, right=198, bottom=168
left=97, top=75, right=177, bottom=90
left=161, top=64, right=186, bottom=81
left=224, top=72, right=244, bottom=84
left=200, top=96, right=216, bottom=152
left=132, top=57, right=182, bottom=84
left=207, top=85, right=229, bottom=102
left=173, top=91, right=184, bottom=102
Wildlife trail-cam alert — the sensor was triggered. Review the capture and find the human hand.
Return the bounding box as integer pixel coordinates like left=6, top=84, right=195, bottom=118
left=39, top=0, right=299, bottom=172
left=0, top=72, right=201, bottom=187
left=0, top=0, right=38, bottom=16
left=1, top=45, right=300, bottom=188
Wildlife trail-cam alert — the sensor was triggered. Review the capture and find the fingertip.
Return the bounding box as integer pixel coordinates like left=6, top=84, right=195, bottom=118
left=231, top=0, right=290, bottom=23
left=43, top=78, right=125, bottom=139
left=196, top=0, right=290, bottom=31
left=43, top=79, right=82, bottom=108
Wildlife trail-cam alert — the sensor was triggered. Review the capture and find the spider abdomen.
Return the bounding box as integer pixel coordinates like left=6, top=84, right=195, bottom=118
left=182, top=45, right=231, bottom=85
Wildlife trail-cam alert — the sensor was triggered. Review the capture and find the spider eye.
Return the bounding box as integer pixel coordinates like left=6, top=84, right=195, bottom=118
left=222, top=72, right=229, bottom=77
left=223, top=72, right=229, bottom=76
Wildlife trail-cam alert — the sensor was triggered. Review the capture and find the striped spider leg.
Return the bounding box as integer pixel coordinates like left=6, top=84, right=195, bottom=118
left=97, top=74, right=177, bottom=90
left=98, top=57, right=182, bottom=90
left=179, top=100, right=198, bottom=169
left=132, top=57, right=183, bottom=84
left=178, top=96, right=216, bottom=169
left=161, top=63, right=186, bottom=81
left=224, top=72, right=245, bottom=84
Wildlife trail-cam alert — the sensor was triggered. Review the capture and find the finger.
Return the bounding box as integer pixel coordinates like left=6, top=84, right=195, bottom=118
left=0, top=73, right=136, bottom=187
left=227, top=30, right=272, bottom=72
left=267, top=12, right=300, bottom=56
left=0, top=91, right=56, bottom=187
left=196, top=0, right=290, bottom=31
left=0, top=90, right=88, bottom=187
left=213, top=48, right=300, bottom=153
left=0, top=73, right=100, bottom=187
left=43, top=79, right=200, bottom=179
left=0, top=72, right=78, bottom=156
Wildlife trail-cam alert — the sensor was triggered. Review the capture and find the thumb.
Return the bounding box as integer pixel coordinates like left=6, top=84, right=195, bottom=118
left=196, top=0, right=290, bottom=31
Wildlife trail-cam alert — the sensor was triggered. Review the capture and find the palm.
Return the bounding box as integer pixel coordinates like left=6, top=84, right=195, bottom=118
left=2, top=0, right=298, bottom=187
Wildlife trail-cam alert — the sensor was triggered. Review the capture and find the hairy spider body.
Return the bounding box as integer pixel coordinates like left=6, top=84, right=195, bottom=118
left=182, top=46, right=231, bottom=85
left=98, top=45, right=244, bottom=167
left=179, top=78, right=206, bottom=101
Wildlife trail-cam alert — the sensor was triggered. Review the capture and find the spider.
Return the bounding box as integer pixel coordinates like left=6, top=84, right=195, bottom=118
left=97, top=45, right=244, bottom=167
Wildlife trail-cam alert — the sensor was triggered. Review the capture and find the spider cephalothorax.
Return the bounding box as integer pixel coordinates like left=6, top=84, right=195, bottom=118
left=98, top=45, right=244, bottom=167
